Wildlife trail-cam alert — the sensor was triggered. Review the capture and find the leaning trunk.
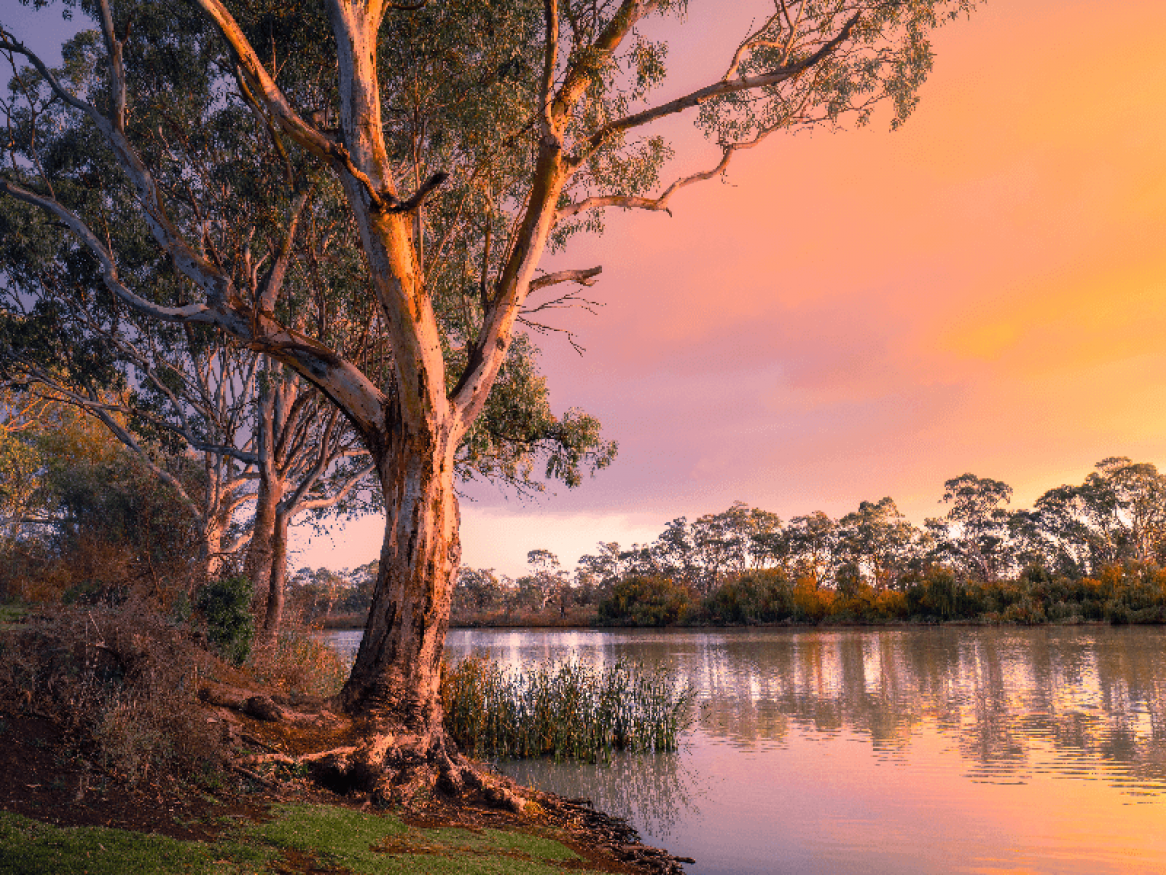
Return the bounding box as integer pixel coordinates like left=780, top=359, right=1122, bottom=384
left=340, top=429, right=460, bottom=742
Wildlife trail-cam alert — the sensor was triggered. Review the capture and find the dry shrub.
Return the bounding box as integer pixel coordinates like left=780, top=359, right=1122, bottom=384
left=0, top=599, right=227, bottom=785
left=244, top=626, right=348, bottom=700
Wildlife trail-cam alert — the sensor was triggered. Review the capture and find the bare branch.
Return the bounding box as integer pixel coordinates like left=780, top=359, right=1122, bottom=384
left=529, top=266, right=602, bottom=292
left=299, top=463, right=377, bottom=512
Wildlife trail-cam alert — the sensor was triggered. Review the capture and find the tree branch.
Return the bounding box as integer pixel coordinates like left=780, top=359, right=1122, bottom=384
left=568, top=10, right=862, bottom=164
left=0, top=179, right=212, bottom=322
left=528, top=266, right=602, bottom=292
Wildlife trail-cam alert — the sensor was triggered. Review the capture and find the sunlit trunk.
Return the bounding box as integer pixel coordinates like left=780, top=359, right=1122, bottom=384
left=199, top=517, right=225, bottom=582
left=340, top=425, right=460, bottom=741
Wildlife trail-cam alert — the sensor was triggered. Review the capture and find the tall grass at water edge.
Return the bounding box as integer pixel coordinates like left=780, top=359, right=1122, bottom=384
left=442, top=657, right=695, bottom=762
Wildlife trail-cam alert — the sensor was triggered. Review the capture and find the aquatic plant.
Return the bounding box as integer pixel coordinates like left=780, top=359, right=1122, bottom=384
left=442, top=657, right=694, bottom=761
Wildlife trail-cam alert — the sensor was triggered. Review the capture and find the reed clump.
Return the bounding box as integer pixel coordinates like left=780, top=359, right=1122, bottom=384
left=441, top=656, right=694, bottom=762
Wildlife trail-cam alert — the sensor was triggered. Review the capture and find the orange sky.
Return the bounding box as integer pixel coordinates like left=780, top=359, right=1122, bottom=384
left=9, top=1, right=1165, bottom=577
left=423, top=0, right=1166, bottom=576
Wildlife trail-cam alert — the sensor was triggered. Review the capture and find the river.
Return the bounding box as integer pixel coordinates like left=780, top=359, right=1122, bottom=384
left=325, top=626, right=1166, bottom=874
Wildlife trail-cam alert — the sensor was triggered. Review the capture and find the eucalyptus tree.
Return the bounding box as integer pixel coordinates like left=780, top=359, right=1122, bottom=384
left=0, top=0, right=978, bottom=799
left=1078, top=457, right=1166, bottom=567
left=1013, top=484, right=1094, bottom=577
left=785, top=510, right=838, bottom=584
left=834, top=496, right=921, bottom=590
left=0, top=284, right=261, bottom=582
left=926, top=473, right=1014, bottom=581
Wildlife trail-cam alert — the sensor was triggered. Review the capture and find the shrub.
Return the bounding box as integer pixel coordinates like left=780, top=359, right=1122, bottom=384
left=195, top=576, right=255, bottom=666
left=0, top=602, right=226, bottom=785
left=597, top=576, right=692, bottom=626
left=701, top=570, right=794, bottom=624
left=245, top=628, right=348, bottom=698
left=792, top=577, right=833, bottom=622
left=906, top=566, right=964, bottom=620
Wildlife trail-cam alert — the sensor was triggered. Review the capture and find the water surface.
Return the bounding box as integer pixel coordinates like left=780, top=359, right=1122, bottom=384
left=327, top=626, right=1166, bottom=874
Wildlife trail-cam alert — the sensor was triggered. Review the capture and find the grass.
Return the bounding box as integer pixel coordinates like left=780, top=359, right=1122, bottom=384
left=0, top=602, right=28, bottom=630
left=0, top=811, right=269, bottom=874
left=443, top=656, right=695, bottom=761
left=0, top=805, right=604, bottom=875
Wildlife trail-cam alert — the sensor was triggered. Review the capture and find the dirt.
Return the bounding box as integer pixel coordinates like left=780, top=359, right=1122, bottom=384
left=0, top=712, right=690, bottom=874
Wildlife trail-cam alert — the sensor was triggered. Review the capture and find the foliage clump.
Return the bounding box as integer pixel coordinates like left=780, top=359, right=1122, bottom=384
left=597, top=575, right=693, bottom=627
left=0, top=602, right=226, bottom=786
left=195, top=576, right=255, bottom=666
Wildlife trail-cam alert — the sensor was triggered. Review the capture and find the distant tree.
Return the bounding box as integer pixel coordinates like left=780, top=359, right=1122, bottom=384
left=835, top=497, right=921, bottom=590
left=1080, top=457, right=1166, bottom=566
left=927, top=474, right=1014, bottom=581
left=786, top=511, right=838, bottom=585
left=452, top=566, right=505, bottom=616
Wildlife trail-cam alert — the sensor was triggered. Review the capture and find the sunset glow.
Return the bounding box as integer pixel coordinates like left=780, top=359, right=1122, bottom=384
left=287, top=0, right=1166, bottom=575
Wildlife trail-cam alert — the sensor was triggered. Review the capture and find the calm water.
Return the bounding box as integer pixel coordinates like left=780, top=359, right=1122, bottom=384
left=326, top=627, right=1166, bottom=874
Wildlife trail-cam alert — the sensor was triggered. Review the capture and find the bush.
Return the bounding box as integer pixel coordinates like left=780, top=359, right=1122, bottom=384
left=597, top=576, right=692, bottom=626
left=701, top=570, right=794, bottom=624
left=792, top=577, right=833, bottom=622
left=196, top=576, right=255, bottom=666
left=906, top=566, right=964, bottom=620
left=245, top=628, right=348, bottom=698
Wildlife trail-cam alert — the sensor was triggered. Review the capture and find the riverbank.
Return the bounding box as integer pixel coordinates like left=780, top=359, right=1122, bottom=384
left=0, top=712, right=684, bottom=874
left=0, top=606, right=690, bottom=875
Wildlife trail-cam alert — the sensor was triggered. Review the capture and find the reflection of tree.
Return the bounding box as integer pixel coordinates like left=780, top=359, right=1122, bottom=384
left=690, top=629, right=1166, bottom=793
left=498, top=750, right=701, bottom=842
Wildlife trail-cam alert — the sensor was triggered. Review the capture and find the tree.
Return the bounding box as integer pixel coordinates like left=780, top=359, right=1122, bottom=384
left=927, top=473, right=1013, bottom=581
left=0, top=0, right=977, bottom=799
left=1080, top=457, right=1166, bottom=566
left=835, top=496, right=921, bottom=590
left=786, top=510, right=838, bottom=585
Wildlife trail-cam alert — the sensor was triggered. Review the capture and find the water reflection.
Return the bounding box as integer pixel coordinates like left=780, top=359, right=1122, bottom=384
left=678, top=628, right=1166, bottom=793
left=501, top=749, right=703, bottom=841
left=325, top=627, right=1166, bottom=874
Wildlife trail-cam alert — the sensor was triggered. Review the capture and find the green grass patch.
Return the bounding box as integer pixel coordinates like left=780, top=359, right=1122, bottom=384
left=0, top=804, right=598, bottom=875
left=0, top=602, right=28, bottom=628
left=0, top=811, right=269, bottom=874
left=248, top=804, right=587, bottom=874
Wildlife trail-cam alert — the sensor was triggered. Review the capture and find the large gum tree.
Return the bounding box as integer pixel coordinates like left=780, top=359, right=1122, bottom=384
left=0, top=0, right=976, bottom=800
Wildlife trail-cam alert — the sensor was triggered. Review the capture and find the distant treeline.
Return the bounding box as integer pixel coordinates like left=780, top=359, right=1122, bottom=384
left=448, top=456, right=1166, bottom=627
left=277, top=456, right=1166, bottom=628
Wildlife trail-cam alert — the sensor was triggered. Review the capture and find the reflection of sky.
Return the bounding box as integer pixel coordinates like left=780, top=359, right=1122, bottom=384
left=440, top=627, right=1166, bottom=874
left=326, top=627, right=1166, bottom=871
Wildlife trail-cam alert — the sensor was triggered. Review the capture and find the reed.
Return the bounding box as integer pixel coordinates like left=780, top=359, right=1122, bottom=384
left=441, top=656, right=694, bottom=762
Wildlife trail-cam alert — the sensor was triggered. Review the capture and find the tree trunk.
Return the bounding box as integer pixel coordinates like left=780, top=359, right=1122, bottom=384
left=263, top=510, right=290, bottom=637
left=199, top=517, right=225, bottom=583
left=341, top=428, right=460, bottom=739
left=310, top=427, right=493, bottom=805
left=246, top=475, right=278, bottom=628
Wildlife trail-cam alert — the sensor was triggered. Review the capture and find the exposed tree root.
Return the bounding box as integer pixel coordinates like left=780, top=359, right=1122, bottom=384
left=200, top=681, right=690, bottom=874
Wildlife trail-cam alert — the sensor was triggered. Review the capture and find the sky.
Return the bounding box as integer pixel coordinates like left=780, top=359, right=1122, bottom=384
left=8, top=1, right=1166, bottom=578
left=303, top=0, right=1166, bottom=577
